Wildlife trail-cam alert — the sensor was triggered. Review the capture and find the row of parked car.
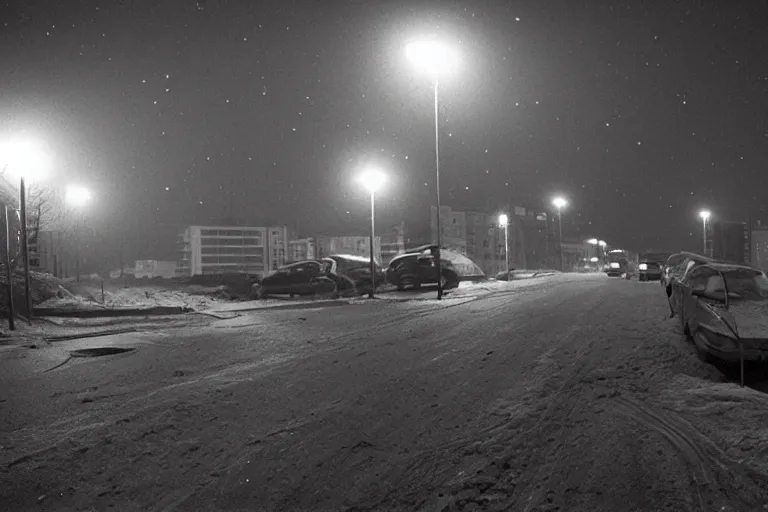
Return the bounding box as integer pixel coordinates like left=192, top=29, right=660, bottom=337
left=250, top=245, right=462, bottom=299
left=659, top=252, right=768, bottom=364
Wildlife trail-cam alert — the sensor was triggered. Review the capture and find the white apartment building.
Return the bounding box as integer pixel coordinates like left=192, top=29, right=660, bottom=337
left=177, top=225, right=289, bottom=277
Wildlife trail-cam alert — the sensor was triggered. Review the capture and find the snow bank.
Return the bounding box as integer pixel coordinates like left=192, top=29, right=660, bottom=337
left=660, top=374, right=768, bottom=475
left=37, top=287, right=218, bottom=311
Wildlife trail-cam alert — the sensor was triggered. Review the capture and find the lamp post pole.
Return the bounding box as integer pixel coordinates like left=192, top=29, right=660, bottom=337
left=368, top=189, right=376, bottom=299
left=433, top=77, right=443, bottom=300
left=19, top=177, right=32, bottom=324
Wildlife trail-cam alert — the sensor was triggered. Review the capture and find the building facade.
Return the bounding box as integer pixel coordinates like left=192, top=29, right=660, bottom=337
left=751, top=224, right=768, bottom=272
left=315, top=236, right=382, bottom=263
left=287, top=238, right=315, bottom=262
left=176, top=225, right=289, bottom=277
left=430, top=205, right=552, bottom=274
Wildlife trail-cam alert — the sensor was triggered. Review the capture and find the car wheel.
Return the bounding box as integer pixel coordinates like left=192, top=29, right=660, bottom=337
left=356, top=279, right=372, bottom=296
left=696, top=344, right=713, bottom=364
left=399, top=276, right=419, bottom=290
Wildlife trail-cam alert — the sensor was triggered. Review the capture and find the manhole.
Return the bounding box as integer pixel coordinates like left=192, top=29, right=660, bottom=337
left=69, top=347, right=136, bottom=358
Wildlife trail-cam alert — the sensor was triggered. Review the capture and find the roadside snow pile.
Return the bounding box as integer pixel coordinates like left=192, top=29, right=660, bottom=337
left=37, top=287, right=218, bottom=311
left=660, top=374, right=768, bottom=474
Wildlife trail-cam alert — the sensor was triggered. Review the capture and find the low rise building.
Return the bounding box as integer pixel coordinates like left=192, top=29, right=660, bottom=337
left=176, top=225, right=289, bottom=277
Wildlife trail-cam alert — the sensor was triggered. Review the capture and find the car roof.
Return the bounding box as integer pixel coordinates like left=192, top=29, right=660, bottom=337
left=389, top=253, right=418, bottom=263
left=703, top=262, right=762, bottom=273
left=329, top=254, right=371, bottom=263
left=280, top=259, right=322, bottom=269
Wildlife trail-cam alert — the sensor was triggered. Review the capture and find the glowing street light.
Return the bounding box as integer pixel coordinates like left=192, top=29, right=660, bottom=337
left=65, top=184, right=93, bottom=208
left=66, top=184, right=93, bottom=282
left=499, top=214, right=510, bottom=279
left=356, top=169, right=386, bottom=299
left=0, top=137, right=53, bottom=325
left=699, top=209, right=711, bottom=256
left=551, top=196, right=568, bottom=271
left=406, top=38, right=459, bottom=300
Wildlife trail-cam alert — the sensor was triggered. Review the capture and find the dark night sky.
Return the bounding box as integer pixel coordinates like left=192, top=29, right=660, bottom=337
left=1, top=0, right=767, bottom=259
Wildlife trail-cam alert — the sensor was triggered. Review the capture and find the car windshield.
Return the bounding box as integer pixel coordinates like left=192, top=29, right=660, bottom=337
left=723, top=271, right=768, bottom=301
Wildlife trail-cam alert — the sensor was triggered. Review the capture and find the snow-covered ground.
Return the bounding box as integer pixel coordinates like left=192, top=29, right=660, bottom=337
left=36, top=286, right=219, bottom=311
left=3, top=273, right=768, bottom=510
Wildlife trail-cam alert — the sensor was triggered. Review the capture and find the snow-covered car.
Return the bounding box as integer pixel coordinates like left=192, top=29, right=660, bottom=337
left=663, top=252, right=718, bottom=312
left=670, top=262, right=768, bottom=363
left=325, top=254, right=385, bottom=295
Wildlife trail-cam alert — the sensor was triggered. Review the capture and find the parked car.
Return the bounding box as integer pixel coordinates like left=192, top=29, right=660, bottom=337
left=251, top=259, right=352, bottom=298
left=385, top=252, right=460, bottom=291
left=670, top=262, right=768, bottom=363
left=326, top=254, right=385, bottom=294
left=663, top=252, right=718, bottom=312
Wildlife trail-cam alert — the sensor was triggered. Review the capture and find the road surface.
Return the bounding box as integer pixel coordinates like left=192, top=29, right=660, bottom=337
left=2, top=274, right=768, bottom=511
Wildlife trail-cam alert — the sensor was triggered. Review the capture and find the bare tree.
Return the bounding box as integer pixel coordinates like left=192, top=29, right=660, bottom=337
left=25, top=184, right=67, bottom=246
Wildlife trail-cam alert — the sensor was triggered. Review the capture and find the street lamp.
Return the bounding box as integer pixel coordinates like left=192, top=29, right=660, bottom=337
left=356, top=169, right=386, bottom=299
left=699, top=209, right=711, bottom=256
left=499, top=214, right=510, bottom=280
left=65, top=185, right=92, bottom=282
left=406, top=38, right=459, bottom=300
left=552, top=196, right=568, bottom=271
left=0, top=137, right=52, bottom=325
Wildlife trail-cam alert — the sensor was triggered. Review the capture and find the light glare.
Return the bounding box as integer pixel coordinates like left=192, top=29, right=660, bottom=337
left=357, top=168, right=386, bottom=194
left=552, top=196, right=568, bottom=209
left=498, top=213, right=508, bottom=227
left=406, top=40, right=459, bottom=77
left=0, top=138, right=52, bottom=182
left=65, top=185, right=92, bottom=208
left=699, top=209, right=711, bottom=221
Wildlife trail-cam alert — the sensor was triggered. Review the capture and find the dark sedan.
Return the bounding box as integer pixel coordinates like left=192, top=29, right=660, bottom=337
left=385, top=252, right=460, bottom=291
left=638, top=252, right=669, bottom=282
left=670, top=262, right=768, bottom=363
left=251, top=259, right=348, bottom=299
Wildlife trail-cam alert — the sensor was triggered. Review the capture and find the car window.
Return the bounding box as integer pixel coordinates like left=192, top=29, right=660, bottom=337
left=687, top=267, right=716, bottom=291
left=723, top=270, right=768, bottom=301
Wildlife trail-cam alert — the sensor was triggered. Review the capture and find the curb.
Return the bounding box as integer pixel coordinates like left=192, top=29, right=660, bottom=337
left=32, top=306, right=194, bottom=318
left=204, top=298, right=353, bottom=314
left=44, top=327, right=139, bottom=342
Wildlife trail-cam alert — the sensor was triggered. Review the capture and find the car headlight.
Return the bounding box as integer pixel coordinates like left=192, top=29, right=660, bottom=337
left=639, top=264, right=648, bottom=270
left=610, top=262, right=620, bottom=269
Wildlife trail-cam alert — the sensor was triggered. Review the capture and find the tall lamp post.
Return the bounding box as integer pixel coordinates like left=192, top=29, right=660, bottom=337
left=356, top=169, right=386, bottom=299
left=0, top=138, right=52, bottom=324
left=699, top=209, right=711, bottom=257
left=406, top=39, right=459, bottom=300
left=499, top=214, right=510, bottom=279
left=65, top=185, right=92, bottom=282
left=552, top=196, right=568, bottom=271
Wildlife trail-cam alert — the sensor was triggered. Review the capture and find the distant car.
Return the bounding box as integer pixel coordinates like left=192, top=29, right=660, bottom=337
left=638, top=253, right=668, bottom=282
left=251, top=259, right=352, bottom=299
left=326, top=254, right=385, bottom=294
left=386, top=252, right=460, bottom=291
left=670, top=262, right=768, bottom=363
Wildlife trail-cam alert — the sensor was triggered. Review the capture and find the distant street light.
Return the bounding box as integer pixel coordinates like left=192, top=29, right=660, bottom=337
left=552, top=196, right=568, bottom=271
left=499, top=213, right=510, bottom=280
left=356, top=169, right=386, bottom=299
left=66, top=185, right=93, bottom=282
left=699, top=209, right=711, bottom=256
left=406, top=38, right=459, bottom=300
left=0, top=137, right=52, bottom=325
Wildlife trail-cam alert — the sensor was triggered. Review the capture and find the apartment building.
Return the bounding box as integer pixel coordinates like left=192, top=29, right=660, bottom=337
left=176, top=225, right=289, bottom=277
left=430, top=205, right=551, bottom=274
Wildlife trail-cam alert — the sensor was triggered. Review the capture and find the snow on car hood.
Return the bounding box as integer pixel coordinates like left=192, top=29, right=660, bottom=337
left=729, top=301, right=768, bottom=338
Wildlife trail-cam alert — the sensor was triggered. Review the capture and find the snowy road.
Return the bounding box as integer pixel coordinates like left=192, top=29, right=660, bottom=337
left=3, top=273, right=768, bottom=511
